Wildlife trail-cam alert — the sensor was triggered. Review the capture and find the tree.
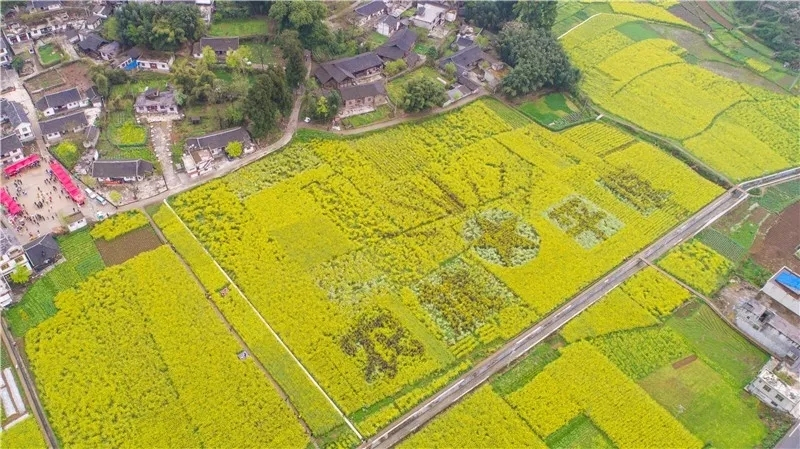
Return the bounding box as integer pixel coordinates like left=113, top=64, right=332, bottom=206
left=115, top=2, right=205, bottom=51
left=225, top=141, right=243, bottom=158
left=425, top=46, right=439, bottom=64
left=514, top=1, right=558, bottom=31
left=10, top=265, right=31, bottom=285
left=11, top=57, right=24, bottom=74
left=225, top=103, right=245, bottom=126
left=102, top=16, right=119, bottom=41
left=463, top=1, right=517, bottom=32
left=497, top=23, right=580, bottom=97
left=279, top=31, right=306, bottom=88
left=444, top=61, right=457, bottom=78
left=385, top=59, right=408, bottom=76
left=315, top=95, right=329, bottom=118
left=171, top=59, right=216, bottom=104
left=94, top=73, right=109, bottom=97
left=226, top=46, right=252, bottom=72
left=244, top=67, right=291, bottom=137
left=401, top=77, right=446, bottom=112
left=268, top=1, right=327, bottom=30
left=201, top=46, right=217, bottom=67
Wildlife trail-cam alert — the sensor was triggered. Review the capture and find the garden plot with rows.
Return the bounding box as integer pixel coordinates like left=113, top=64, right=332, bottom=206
left=162, top=99, right=723, bottom=443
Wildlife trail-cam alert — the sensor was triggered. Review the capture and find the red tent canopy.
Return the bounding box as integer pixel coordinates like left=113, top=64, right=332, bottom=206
left=0, top=188, right=22, bottom=215
left=49, top=161, right=85, bottom=204
left=3, top=154, right=40, bottom=176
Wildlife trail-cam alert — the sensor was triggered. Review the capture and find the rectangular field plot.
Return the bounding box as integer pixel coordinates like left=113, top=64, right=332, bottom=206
left=24, top=247, right=309, bottom=448
left=5, top=231, right=105, bottom=337
left=166, top=99, right=723, bottom=441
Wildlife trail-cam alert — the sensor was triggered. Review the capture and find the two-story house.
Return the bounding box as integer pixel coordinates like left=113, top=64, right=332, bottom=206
left=0, top=39, right=11, bottom=67
left=376, top=27, right=418, bottom=64
left=339, top=81, right=388, bottom=117
left=0, top=99, right=35, bottom=142
left=354, top=1, right=387, bottom=26
left=35, top=87, right=88, bottom=117
left=134, top=88, right=178, bottom=115
left=1, top=135, right=25, bottom=165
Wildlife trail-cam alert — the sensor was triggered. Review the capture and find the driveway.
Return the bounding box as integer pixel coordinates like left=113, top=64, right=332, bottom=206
left=149, top=121, right=181, bottom=190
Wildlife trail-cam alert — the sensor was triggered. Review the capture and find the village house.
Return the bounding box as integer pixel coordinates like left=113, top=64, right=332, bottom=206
left=736, top=298, right=800, bottom=371
left=192, top=37, right=239, bottom=60
left=123, top=47, right=174, bottom=71
left=23, top=234, right=61, bottom=272
left=376, top=15, right=401, bottom=37
left=84, top=86, right=102, bottom=106
left=411, top=2, right=447, bottom=30
left=39, top=110, right=88, bottom=143
left=1, top=135, right=25, bottom=165
left=28, top=0, right=62, bottom=12
left=134, top=87, right=178, bottom=115
left=35, top=87, right=88, bottom=117
left=339, top=81, right=388, bottom=117
left=90, top=159, right=155, bottom=183
left=98, top=41, right=121, bottom=61
left=0, top=235, right=31, bottom=284
left=747, top=358, right=800, bottom=417
left=77, top=33, right=108, bottom=56
left=1, top=99, right=35, bottom=142
left=376, top=27, right=418, bottom=64
left=353, top=1, right=387, bottom=26
left=314, top=52, right=384, bottom=88
left=93, top=4, right=112, bottom=19
left=438, top=45, right=486, bottom=75
left=182, top=149, right=213, bottom=178
left=0, top=39, right=11, bottom=67
left=86, top=15, right=102, bottom=31
left=64, top=211, right=88, bottom=232
left=762, top=267, right=800, bottom=316
left=64, top=28, right=79, bottom=44
left=83, top=125, right=99, bottom=149
left=185, top=127, right=253, bottom=159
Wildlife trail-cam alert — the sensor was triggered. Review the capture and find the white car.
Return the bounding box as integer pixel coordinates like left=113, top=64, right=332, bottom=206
left=84, top=187, right=97, bottom=199
left=304, top=117, right=311, bottom=123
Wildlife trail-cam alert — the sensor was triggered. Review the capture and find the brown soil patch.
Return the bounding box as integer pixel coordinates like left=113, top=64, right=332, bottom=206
left=672, top=354, right=698, bottom=369
left=750, top=201, right=800, bottom=273
left=668, top=4, right=712, bottom=32
left=95, top=226, right=162, bottom=266
left=695, top=1, right=733, bottom=29
left=30, top=61, right=94, bottom=102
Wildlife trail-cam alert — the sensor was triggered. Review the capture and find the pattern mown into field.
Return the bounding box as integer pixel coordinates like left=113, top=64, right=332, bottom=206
left=25, top=247, right=309, bottom=448
left=167, top=99, right=722, bottom=436
left=6, top=231, right=105, bottom=337
left=562, top=14, right=799, bottom=181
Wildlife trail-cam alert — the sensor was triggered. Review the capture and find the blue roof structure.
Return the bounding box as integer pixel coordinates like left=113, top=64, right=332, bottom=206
left=776, top=269, right=800, bottom=295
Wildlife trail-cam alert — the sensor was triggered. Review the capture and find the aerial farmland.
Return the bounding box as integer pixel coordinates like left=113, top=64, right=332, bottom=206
left=1, top=1, right=798, bottom=449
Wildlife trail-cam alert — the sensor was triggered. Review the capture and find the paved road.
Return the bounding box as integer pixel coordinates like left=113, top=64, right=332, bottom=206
left=0, top=321, right=57, bottom=448
left=776, top=420, right=800, bottom=449
left=363, top=170, right=800, bottom=449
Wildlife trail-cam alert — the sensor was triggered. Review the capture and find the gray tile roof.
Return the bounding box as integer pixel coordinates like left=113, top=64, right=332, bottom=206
left=376, top=28, right=417, bottom=61
left=91, top=159, right=154, bottom=179
left=356, top=1, right=386, bottom=16
left=340, top=81, right=386, bottom=101
left=23, top=233, right=60, bottom=271
left=315, top=52, right=384, bottom=84
left=1, top=99, right=30, bottom=128
left=39, top=111, right=88, bottom=135
left=99, top=41, right=120, bottom=55
left=199, top=37, right=239, bottom=53
left=1, top=134, right=23, bottom=157
left=135, top=88, right=177, bottom=108
left=439, top=45, right=484, bottom=70
left=35, top=87, right=82, bottom=111
left=185, top=127, right=251, bottom=152
left=78, top=33, right=108, bottom=52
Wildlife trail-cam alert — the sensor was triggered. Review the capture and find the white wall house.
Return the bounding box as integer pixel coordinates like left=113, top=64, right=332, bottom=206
left=40, top=111, right=89, bottom=143
left=35, top=87, right=88, bottom=117
left=1, top=99, right=35, bottom=142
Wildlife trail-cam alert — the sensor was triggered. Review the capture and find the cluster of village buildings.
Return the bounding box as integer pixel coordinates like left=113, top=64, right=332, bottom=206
left=1, top=0, right=256, bottom=183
